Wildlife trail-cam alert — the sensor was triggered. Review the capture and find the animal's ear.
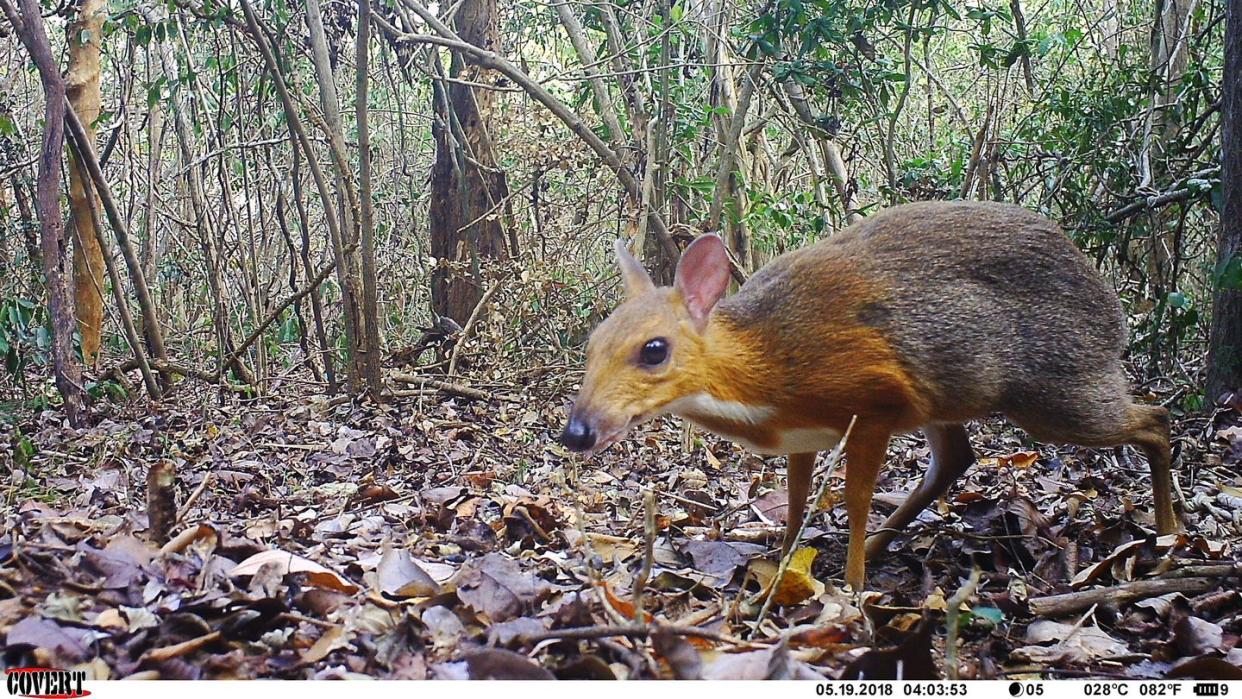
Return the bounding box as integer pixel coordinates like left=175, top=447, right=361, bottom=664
left=674, top=234, right=730, bottom=331
left=615, top=238, right=655, bottom=298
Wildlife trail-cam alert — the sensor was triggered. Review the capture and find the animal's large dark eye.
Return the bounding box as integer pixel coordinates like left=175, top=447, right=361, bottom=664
left=639, top=338, right=669, bottom=366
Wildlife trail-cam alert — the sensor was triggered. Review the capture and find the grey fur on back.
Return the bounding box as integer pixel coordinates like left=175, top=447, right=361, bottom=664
left=719, top=200, right=1130, bottom=429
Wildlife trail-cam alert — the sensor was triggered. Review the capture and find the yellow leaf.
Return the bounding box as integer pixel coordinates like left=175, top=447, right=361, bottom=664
left=751, top=547, right=824, bottom=606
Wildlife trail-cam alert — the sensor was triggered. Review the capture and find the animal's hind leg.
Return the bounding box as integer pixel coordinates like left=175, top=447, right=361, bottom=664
left=1124, top=404, right=1178, bottom=534
left=865, top=423, right=974, bottom=558
left=1010, top=392, right=1178, bottom=535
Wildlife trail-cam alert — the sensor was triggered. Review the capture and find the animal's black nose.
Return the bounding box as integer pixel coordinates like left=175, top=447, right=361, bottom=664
left=560, top=417, right=596, bottom=452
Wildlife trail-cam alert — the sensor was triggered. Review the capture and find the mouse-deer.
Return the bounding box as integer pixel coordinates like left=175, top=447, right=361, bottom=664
left=561, top=201, right=1179, bottom=589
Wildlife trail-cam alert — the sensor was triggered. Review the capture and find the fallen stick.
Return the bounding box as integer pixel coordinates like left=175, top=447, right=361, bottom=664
left=632, top=490, right=656, bottom=624
left=1028, top=576, right=1217, bottom=618
left=391, top=371, right=492, bottom=401
left=140, top=630, right=223, bottom=663
left=519, top=623, right=748, bottom=647
left=177, top=472, right=215, bottom=524
left=112, top=358, right=251, bottom=393
left=1160, top=562, right=1242, bottom=579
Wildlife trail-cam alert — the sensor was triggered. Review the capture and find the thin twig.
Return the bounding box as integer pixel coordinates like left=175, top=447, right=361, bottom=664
left=944, top=567, right=982, bottom=680
left=176, top=472, right=215, bottom=524
left=632, top=490, right=656, bottom=625
left=752, top=416, right=856, bottom=632
left=447, top=279, right=502, bottom=377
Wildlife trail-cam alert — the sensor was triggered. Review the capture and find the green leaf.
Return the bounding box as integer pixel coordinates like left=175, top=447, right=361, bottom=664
left=968, top=606, right=1005, bottom=628
left=13, top=433, right=35, bottom=469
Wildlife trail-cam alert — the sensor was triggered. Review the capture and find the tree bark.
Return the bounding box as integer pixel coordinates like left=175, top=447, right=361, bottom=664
left=66, top=0, right=106, bottom=365
left=69, top=150, right=161, bottom=398
left=239, top=0, right=353, bottom=394
left=705, top=5, right=761, bottom=270
left=3, top=0, right=87, bottom=425
left=303, top=0, right=371, bottom=395
left=427, top=0, right=514, bottom=324
left=1207, top=0, right=1242, bottom=401
left=9, top=173, right=41, bottom=270
left=780, top=79, right=861, bottom=224
left=64, top=101, right=170, bottom=390
left=554, top=3, right=627, bottom=151
left=355, top=0, right=384, bottom=401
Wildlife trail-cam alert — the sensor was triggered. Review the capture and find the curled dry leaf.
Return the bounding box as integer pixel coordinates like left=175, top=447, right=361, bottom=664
left=376, top=547, right=441, bottom=599
left=597, top=581, right=652, bottom=623
left=976, top=451, right=1039, bottom=469
left=566, top=530, right=637, bottom=562
left=700, top=647, right=825, bottom=680
left=1071, top=539, right=1146, bottom=588
left=652, top=630, right=703, bottom=679
left=229, top=549, right=359, bottom=595
left=300, top=625, right=349, bottom=666
left=424, top=605, right=466, bottom=649
left=455, top=552, right=552, bottom=623
left=5, top=617, right=92, bottom=665
left=159, top=523, right=219, bottom=556
left=141, top=630, right=224, bottom=663
left=682, top=540, right=765, bottom=588
left=1012, top=620, right=1129, bottom=665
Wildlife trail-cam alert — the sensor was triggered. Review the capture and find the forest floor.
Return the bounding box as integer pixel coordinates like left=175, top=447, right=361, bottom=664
left=2, top=375, right=1242, bottom=680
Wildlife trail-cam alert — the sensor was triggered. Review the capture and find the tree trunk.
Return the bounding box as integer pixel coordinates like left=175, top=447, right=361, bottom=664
left=355, top=0, right=384, bottom=402
left=780, top=79, right=861, bottom=224
left=3, top=0, right=87, bottom=425
left=304, top=0, right=374, bottom=396
left=66, top=0, right=106, bottom=365
left=428, top=0, right=513, bottom=324
left=1207, top=0, right=1242, bottom=401
left=289, top=134, right=337, bottom=392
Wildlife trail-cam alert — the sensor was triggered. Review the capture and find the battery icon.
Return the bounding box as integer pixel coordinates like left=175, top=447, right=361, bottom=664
left=1194, top=684, right=1222, bottom=697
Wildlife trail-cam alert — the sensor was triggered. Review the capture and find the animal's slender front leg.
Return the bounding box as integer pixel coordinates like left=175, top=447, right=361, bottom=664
left=782, top=452, right=816, bottom=555
left=844, top=426, right=892, bottom=590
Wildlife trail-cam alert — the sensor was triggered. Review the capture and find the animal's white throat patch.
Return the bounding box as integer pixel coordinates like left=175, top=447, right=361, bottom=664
left=764, top=427, right=843, bottom=455
left=665, top=392, right=842, bottom=455
left=665, top=393, right=774, bottom=425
